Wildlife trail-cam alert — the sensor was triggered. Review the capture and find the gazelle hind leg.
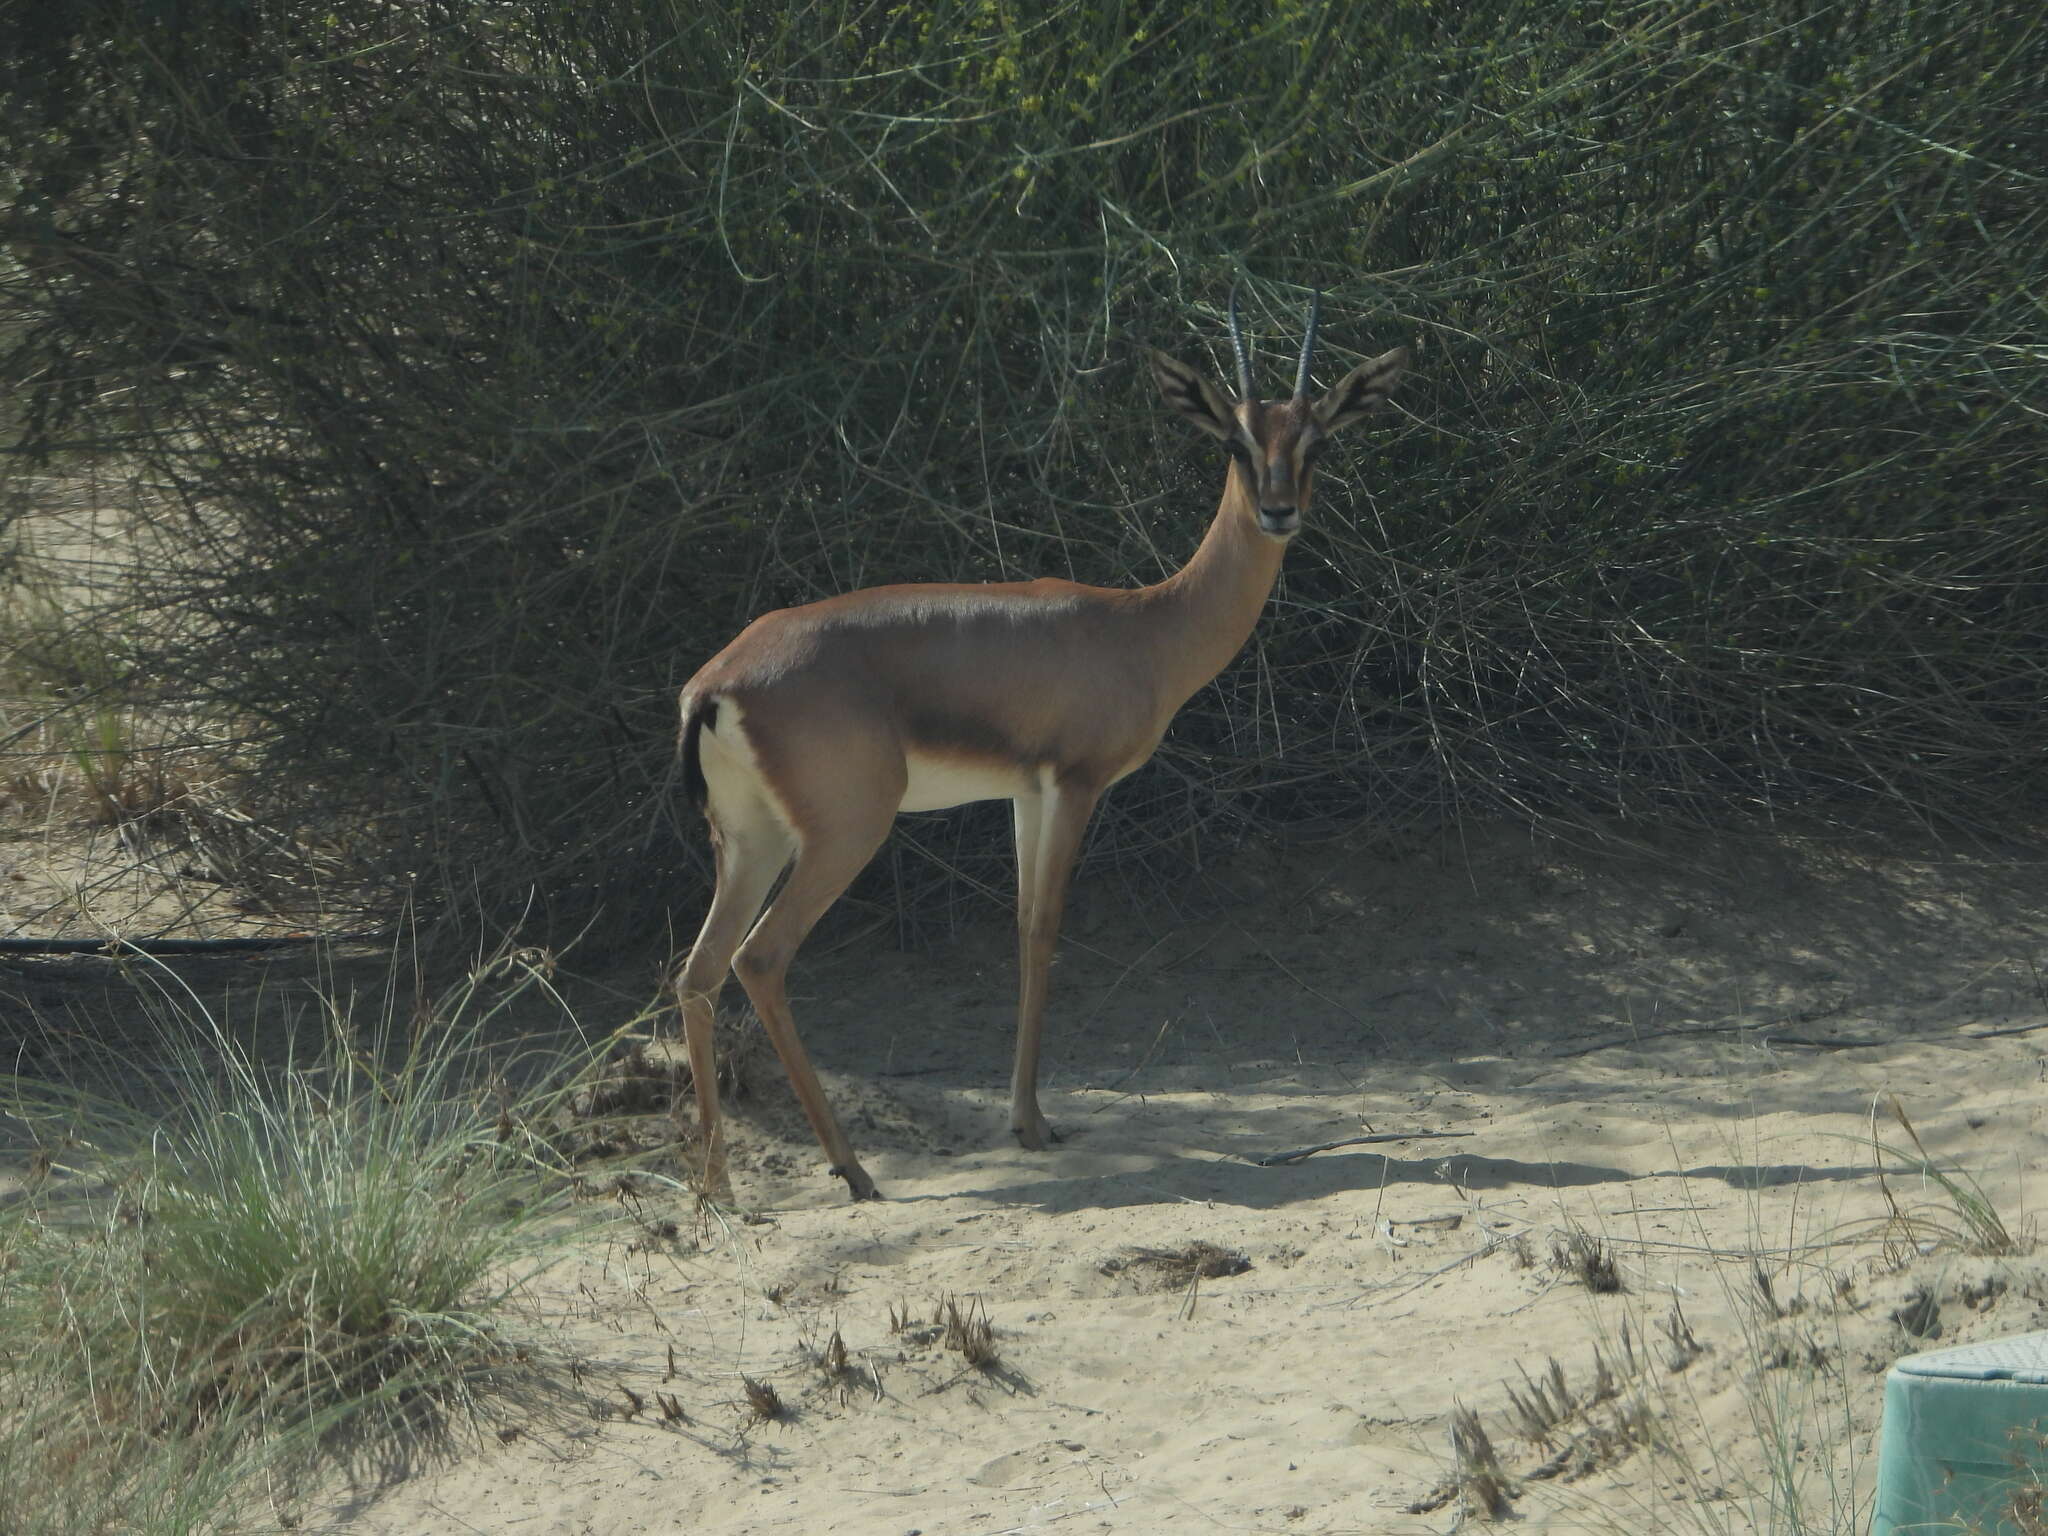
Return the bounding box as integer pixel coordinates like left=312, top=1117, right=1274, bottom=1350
left=1009, top=789, right=1053, bottom=1149
left=675, top=812, right=792, bottom=1198
left=1009, top=775, right=1103, bottom=1151
left=730, top=805, right=897, bottom=1200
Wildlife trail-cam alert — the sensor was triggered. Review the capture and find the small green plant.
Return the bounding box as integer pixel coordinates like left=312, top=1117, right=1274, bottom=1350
left=60, top=697, right=185, bottom=828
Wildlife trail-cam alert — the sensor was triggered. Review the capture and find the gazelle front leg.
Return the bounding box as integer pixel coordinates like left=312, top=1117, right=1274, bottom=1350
left=1009, top=773, right=1104, bottom=1150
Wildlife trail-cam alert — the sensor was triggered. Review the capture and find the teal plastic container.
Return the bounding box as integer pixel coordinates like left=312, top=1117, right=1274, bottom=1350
left=1873, top=1330, right=2048, bottom=1536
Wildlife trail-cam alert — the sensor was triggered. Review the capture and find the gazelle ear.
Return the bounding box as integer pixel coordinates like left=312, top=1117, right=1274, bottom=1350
left=1150, top=349, right=1241, bottom=443
left=1313, top=346, right=1408, bottom=434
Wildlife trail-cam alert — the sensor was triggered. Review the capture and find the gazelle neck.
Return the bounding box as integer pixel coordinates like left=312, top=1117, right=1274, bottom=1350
left=1144, top=461, right=1288, bottom=708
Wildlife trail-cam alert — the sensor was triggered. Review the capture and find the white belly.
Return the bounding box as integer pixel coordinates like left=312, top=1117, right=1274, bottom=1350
left=899, top=751, right=1035, bottom=812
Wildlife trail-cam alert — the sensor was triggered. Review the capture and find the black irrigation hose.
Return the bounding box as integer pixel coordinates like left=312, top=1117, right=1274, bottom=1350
left=0, top=934, right=387, bottom=956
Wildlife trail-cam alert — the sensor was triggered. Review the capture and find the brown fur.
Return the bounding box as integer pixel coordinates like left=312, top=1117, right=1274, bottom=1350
left=671, top=329, right=1407, bottom=1201
left=687, top=582, right=1173, bottom=794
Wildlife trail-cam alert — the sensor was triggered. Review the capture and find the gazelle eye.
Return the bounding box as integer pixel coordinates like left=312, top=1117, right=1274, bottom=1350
left=1300, top=435, right=1328, bottom=465
left=1225, top=439, right=1253, bottom=464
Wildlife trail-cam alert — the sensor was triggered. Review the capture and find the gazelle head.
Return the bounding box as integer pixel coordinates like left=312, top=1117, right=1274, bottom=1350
left=1150, top=291, right=1408, bottom=539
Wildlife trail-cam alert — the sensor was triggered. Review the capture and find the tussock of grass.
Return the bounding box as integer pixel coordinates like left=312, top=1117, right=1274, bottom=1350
left=1508, top=1356, right=1604, bottom=1449
left=1449, top=1405, right=1516, bottom=1520
left=937, top=1294, right=999, bottom=1371
left=815, top=1327, right=850, bottom=1381
left=1552, top=1230, right=1625, bottom=1294
left=0, top=949, right=603, bottom=1533
left=1659, top=1303, right=1704, bottom=1373
left=1874, top=1094, right=2028, bottom=1259
left=741, top=1375, right=786, bottom=1423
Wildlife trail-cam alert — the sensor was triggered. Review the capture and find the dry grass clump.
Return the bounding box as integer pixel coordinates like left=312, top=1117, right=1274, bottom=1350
left=1507, top=1356, right=1606, bottom=1449
left=570, top=1028, right=770, bottom=1120
left=544, top=1025, right=775, bottom=1189
left=1412, top=1332, right=1675, bottom=1517
left=816, top=1327, right=851, bottom=1382
left=1408, top=1407, right=1516, bottom=1519
left=1506, top=1350, right=1662, bottom=1484
left=1449, top=1405, right=1516, bottom=1520
left=937, top=1295, right=999, bottom=1371
left=1549, top=1395, right=1660, bottom=1483
left=1874, top=1094, right=2029, bottom=1259
left=741, top=1375, right=786, bottom=1423
left=1099, top=1240, right=1253, bottom=1292
left=883, top=1296, right=998, bottom=1371
left=1551, top=1230, right=1624, bottom=1293
left=1659, top=1302, right=1704, bottom=1372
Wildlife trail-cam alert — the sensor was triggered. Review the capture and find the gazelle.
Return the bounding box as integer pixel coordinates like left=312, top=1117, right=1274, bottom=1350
left=674, top=294, right=1406, bottom=1200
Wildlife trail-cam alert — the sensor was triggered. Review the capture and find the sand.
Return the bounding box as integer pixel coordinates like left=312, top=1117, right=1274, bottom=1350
left=298, top=819, right=2048, bottom=1534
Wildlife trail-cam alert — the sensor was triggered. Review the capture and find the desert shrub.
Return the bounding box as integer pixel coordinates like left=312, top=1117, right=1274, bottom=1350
left=1, top=0, right=2043, bottom=939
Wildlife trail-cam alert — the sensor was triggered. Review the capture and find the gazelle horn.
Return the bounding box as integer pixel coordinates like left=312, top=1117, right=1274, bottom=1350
left=1294, top=289, right=1322, bottom=399
left=1227, top=286, right=1255, bottom=403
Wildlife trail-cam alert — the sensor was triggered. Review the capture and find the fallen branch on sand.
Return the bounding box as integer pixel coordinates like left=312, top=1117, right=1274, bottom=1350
left=1252, top=1129, right=1474, bottom=1166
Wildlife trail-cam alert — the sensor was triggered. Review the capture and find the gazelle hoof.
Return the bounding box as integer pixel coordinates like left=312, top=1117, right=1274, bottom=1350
left=1012, top=1119, right=1061, bottom=1151
left=833, top=1163, right=881, bottom=1201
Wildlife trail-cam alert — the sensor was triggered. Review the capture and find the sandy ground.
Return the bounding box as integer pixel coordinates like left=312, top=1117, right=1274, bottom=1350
left=268, top=818, right=2045, bottom=1535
